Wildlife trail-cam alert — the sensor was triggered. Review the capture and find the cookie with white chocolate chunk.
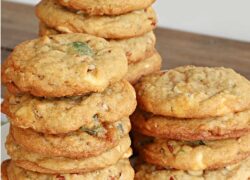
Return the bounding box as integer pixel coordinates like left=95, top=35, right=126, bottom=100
left=135, top=66, right=250, bottom=118
left=2, top=159, right=134, bottom=180
left=6, top=134, right=132, bottom=174
left=36, top=0, right=157, bottom=39
left=135, top=157, right=250, bottom=180
left=2, top=80, right=136, bottom=134
left=2, top=33, right=128, bottom=97
left=141, top=134, right=250, bottom=171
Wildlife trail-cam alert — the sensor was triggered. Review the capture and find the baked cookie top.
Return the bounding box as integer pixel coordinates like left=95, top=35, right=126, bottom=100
left=3, top=159, right=134, bottom=180
left=39, top=23, right=156, bottom=64
left=57, top=0, right=155, bottom=15
left=2, top=33, right=127, bottom=97
left=36, top=0, right=157, bottom=39
left=131, top=109, right=250, bottom=140
left=10, top=117, right=130, bottom=158
left=135, top=66, right=250, bottom=118
left=135, top=157, right=250, bottom=180
left=141, top=134, right=250, bottom=171
left=2, top=80, right=136, bottom=134
left=6, top=134, right=131, bottom=174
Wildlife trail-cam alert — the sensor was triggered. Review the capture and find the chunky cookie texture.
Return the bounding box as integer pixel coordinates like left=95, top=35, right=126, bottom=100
left=6, top=135, right=132, bottom=174
left=36, top=0, right=157, bottom=39
left=2, top=33, right=127, bottom=97
left=135, top=66, right=250, bottom=118
left=2, top=80, right=136, bottom=134
left=135, top=157, right=250, bottom=180
left=131, top=109, right=250, bottom=140
left=141, top=134, right=250, bottom=171
left=39, top=23, right=157, bottom=64
left=57, top=0, right=155, bottom=15
left=10, top=118, right=131, bottom=158
left=109, top=32, right=156, bottom=64
left=3, top=159, right=134, bottom=180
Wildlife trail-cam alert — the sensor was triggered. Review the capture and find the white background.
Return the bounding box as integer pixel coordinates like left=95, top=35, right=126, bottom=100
left=7, top=0, right=250, bottom=41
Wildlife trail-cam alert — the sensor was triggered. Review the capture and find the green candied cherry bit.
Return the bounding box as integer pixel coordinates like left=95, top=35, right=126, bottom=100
left=70, top=41, right=94, bottom=56
left=117, top=123, right=124, bottom=134
left=188, top=140, right=206, bottom=147
left=80, top=125, right=104, bottom=136
left=92, top=114, right=99, bottom=122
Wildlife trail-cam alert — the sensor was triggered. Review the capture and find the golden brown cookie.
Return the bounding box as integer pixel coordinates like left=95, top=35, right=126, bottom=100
left=1, top=160, right=9, bottom=180
left=57, top=0, right=155, bottom=15
left=125, top=51, right=162, bottom=84
left=135, top=158, right=250, bottom=180
left=39, top=22, right=59, bottom=36
left=2, top=80, right=136, bottom=134
left=6, top=134, right=132, bottom=174
left=141, top=134, right=250, bottom=170
left=36, top=0, right=157, bottom=39
left=10, top=117, right=130, bottom=158
left=39, top=23, right=157, bottom=63
left=135, top=66, right=250, bottom=118
left=4, top=159, right=134, bottom=180
left=131, top=109, right=250, bottom=140
left=110, top=32, right=156, bottom=64
left=2, top=33, right=127, bottom=97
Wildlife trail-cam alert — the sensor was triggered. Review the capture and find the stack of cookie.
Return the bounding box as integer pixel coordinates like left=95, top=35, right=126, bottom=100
left=1, top=33, right=137, bottom=179
left=131, top=66, right=250, bottom=179
left=35, top=0, right=162, bottom=84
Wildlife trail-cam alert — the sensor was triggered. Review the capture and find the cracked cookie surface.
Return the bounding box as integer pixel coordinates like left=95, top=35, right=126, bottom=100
left=140, top=134, right=250, bottom=170
left=36, top=0, right=157, bottom=39
left=135, top=66, right=250, bottom=118
left=2, top=80, right=136, bottom=134
left=2, top=33, right=127, bottom=97
left=10, top=117, right=130, bottom=158
left=39, top=23, right=156, bottom=64
left=131, top=109, right=250, bottom=140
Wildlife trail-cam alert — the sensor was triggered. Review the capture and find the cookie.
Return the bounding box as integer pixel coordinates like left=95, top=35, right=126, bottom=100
left=125, top=51, right=162, bottom=84
left=6, top=134, right=132, bottom=174
left=131, top=109, right=250, bottom=140
left=135, top=66, right=250, bottom=118
left=10, top=117, right=130, bottom=158
left=110, top=32, right=156, bottom=63
left=3, top=159, right=134, bottom=180
left=36, top=0, right=157, bottom=39
left=2, top=33, right=128, bottom=97
left=2, top=80, right=136, bottom=134
left=135, top=158, right=250, bottom=180
left=141, top=134, right=250, bottom=170
left=39, top=23, right=156, bottom=63
left=57, top=0, right=155, bottom=15
left=39, top=22, right=58, bottom=36
left=1, top=160, right=9, bottom=180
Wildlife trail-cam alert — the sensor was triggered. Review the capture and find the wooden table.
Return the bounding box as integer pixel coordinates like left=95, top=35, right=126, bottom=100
left=2, top=1, right=250, bottom=79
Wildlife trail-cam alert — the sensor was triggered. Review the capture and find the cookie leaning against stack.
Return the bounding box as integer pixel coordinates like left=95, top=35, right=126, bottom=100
left=131, top=66, right=250, bottom=179
left=36, top=0, right=162, bottom=84
left=1, top=33, right=137, bottom=179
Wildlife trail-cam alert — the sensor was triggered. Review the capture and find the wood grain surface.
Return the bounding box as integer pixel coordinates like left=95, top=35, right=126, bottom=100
left=2, top=1, right=250, bottom=79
